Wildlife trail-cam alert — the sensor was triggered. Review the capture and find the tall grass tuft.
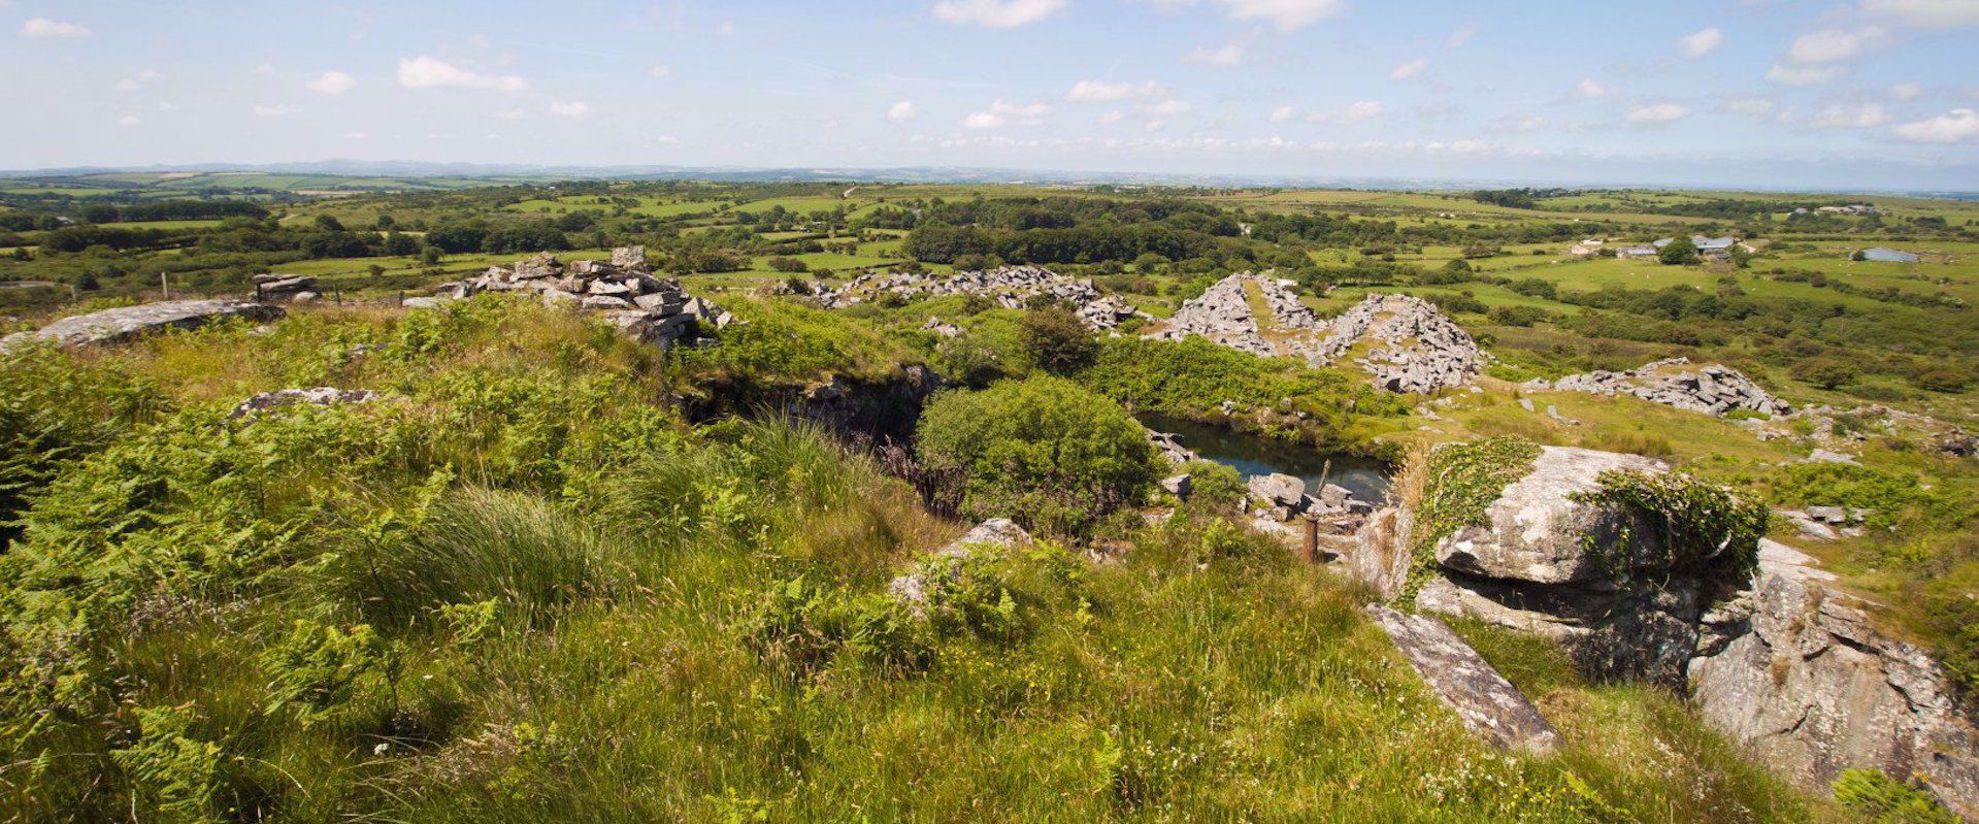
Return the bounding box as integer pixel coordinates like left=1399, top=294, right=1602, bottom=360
left=352, top=487, right=639, bottom=626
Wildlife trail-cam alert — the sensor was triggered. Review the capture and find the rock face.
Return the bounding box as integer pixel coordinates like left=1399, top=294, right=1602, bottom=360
left=1690, top=562, right=1979, bottom=820
left=1, top=299, right=285, bottom=352
left=815, top=266, right=1144, bottom=331
left=1149, top=282, right=1479, bottom=394
left=252, top=273, right=319, bottom=303
left=1366, top=605, right=1561, bottom=754
left=1530, top=357, right=1790, bottom=418
left=229, top=387, right=378, bottom=419
left=407, top=248, right=722, bottom=349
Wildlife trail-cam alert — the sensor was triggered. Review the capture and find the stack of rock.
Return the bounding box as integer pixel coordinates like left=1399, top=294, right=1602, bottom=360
left=1308, top=294, right=1482, bottom=394
left=1149, top=274, right=1274, bottom=356
left=1528, top=357, right=1790, bottom=417
left=403, top=247, right=727, bottom=349
left=252, top=274, right=320, bottom=303
left=814, top=266, right=1144, bottom=331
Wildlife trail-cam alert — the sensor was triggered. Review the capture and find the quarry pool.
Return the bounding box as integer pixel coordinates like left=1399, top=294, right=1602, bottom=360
left=1141, top=414, right=1392, bottom=504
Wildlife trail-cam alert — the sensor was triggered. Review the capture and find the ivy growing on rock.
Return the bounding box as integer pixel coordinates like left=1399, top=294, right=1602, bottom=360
left=1398, top=436, right=1542, bottom=605
left=1572, top=469, right=1767, bottom=585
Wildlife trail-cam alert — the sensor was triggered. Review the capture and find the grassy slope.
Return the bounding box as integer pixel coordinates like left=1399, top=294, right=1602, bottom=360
left=0, top=300, right=1854, bottom=822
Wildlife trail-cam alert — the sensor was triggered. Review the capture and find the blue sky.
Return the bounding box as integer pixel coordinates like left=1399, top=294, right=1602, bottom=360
left=3, top=0, right=1977, bottom=188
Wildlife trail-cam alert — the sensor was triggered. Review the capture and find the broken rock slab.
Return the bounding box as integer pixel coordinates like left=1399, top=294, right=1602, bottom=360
left=1366, top=605, right=1561, bottom=755
left=1, top=299, right=285, bottom=352
left=230, top=387, right=378, bottom=419
left=886, top=518, right=1033, bottom=610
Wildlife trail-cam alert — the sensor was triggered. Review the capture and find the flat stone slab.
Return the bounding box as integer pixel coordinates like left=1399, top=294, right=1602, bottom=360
left=2, top=299, right=284, bottom=351
left=1366, top=604, right=1561, bottom=755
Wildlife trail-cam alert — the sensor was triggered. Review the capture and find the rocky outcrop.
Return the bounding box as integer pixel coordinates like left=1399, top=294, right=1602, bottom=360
left=1, top=299, right=285, bottom=352
left=1344, top=446, right=1715, bottom=686
left=229, top=387, right=378, bottom=419
left=888, top=518, right=1032, bottom=610
left=1530, top=358, right=1790, bottom=417
left=815, top=266, right=1143, bottom=331
left=1690, top=559, right=1979, bottom=819
left=407, top=247, right=724, bottom=349
left=1367, top=605, right=1561, bottom=754
left=1309, top=294, right=1482, bottom=394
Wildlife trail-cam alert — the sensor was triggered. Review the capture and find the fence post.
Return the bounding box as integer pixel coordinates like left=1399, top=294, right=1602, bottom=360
left=1302, top=516, right=1320, bottom=564
left=160, top=272, right=169, bottom=300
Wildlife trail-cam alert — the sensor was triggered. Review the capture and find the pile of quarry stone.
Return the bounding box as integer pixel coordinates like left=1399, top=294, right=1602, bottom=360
left=1528, top=357, right=1790, bottom=418
left=0, top=298, right=285, bottom=353
left=252, top=274, right=321, bottom=303
left=1148, top=280, right=1481, bottom=394
left=404, top=247, right=727, bottom=349
left=1309, top=294, right=1482, bottom=394
left=1148, top=273, right=1276, bottom=356
left=1748, top=403, right=1975, bottom=461
left=1337, top=441, right=1979, bottom=816
left=815, top=266, right=1143, bottom=331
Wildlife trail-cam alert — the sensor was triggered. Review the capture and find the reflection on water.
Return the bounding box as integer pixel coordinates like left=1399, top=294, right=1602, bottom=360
left=1142, top=413, right=1392, bottom=504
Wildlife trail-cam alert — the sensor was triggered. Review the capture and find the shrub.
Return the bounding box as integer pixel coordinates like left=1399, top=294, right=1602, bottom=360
left=1018, top=306, right=1097, bottom=374
left=1178, top=459, right=1245, bottom=512
left=1911, top=367, right=1972, bottom=393
left=916, top=376, right=1162, bottom=535
left=1575, top=470, right=1767, bottom=582
left=767, top=256, right=808, bottom=273
left=1792, top=357, right=1859, bottom=390
left=1488, top=305, right=1551, bottom=327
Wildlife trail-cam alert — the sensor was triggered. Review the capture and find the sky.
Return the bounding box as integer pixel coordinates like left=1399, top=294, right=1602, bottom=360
left=3, top=0, right=1978, bottom=189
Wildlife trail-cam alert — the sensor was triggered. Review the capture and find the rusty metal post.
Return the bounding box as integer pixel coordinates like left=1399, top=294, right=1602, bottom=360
left=1302, top=515, right=1320, bottom=564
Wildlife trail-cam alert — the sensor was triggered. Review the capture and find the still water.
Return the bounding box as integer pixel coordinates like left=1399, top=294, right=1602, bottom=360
left=1142, top=413, right=1392, bottom=504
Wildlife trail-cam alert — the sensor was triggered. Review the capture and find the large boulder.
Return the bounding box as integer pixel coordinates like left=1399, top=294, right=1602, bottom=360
left=1689, top=563, right=1979, bottom=819
left=2, top=299, right=284, bottom=352
left=1432, top=447, right=1669, bottom=585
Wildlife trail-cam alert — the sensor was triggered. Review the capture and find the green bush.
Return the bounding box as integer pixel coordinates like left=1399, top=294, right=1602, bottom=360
left=916, top=375, right=1162, bottom=535
left=1178, top=459, right=1245, bottom=512
left=1018, top=306, right=1097, bottom=374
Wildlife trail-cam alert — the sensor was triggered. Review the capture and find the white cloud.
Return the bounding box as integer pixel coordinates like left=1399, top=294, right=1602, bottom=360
left=251, top=64, right=277, bottom=77
left=20, top=17, right=90, bottom=38
left=1891, top=108, right=1979, bottom=142
left=1390, top=58, right=1428, bottom=79
left=1810, top=102, right=1890, bottom=127
left=114, top=69, right=164, bottom=92
left=549, top=101, right=590, bottom=117
left=117, top=115, right=140, bottom=127
left=1574, top=77, right=1615, bottom=98
left=1446, top=24, right=1476, bottom=47
left=1723, top=96, right=1777, bottom=116
left=963, top=99, right=1051, bottom=128
left=1141, top=98, right=1192, bottom=115
left=1860, top=0, right=1979, bottom=29
left=1308, top=100, right=1384, bottom=123
left=1625, top=103, right=1690, bottom=123
left=1184, top=41, right=1245, bottom=66
left=1098, top=109, right=1126, bottom=124
left=715, top=21, right=736, bottom=36
left=886, top=100, right=918, bottom=122
left=253, top=104, right=301, bottom=117
left=1767, top=63, right=1842, bottom=85
left=1066, top=80, right=1164, bottom=103
left=1788, top=28, right=1884, bottom=63
left=1889, top=82, right=1922, bottom=100
left=494, top=108, right=528, bottom=121
left=649, top=64, right=672, bottom=79
left=1502, top=115, right=1547, bottom=132
left=1269, top=104, right=1297, bottom=123
left=397, top=56, right=527, bottom=92
left=932, top=0, right=1066, bottom=28
left=1213, top=0, right=1346, bottom=31
left=305, top=71, right=356, bottom=95
left=345, top=131, right=368, bottom=140
left=1677, top=27, right=1723, bottom=57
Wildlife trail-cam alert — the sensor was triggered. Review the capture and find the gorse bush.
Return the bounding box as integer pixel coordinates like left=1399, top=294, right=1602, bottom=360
left=916, top=375, right=1163, bottom=535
